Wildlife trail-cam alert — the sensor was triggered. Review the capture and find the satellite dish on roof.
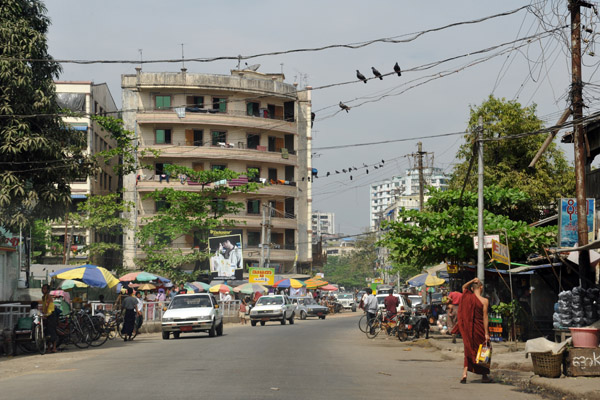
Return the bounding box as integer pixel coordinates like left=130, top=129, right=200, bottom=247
left=244, top=63, right=261, bottom=71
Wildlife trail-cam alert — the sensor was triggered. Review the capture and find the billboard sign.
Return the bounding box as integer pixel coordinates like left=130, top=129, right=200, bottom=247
left=249, top=267, right=275, bottom=285
left=472, top=235, right=500, bottom=250
left=558, top=198, right=596, bottom=248
left=491, top=239, right=510, bottom=266
left=209, top=229, right=243, bottom=280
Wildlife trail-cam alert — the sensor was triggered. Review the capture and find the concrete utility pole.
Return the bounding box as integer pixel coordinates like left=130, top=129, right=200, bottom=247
left=570, top=0, right=592, bottom=284
left=259, top=203, right=267, bottom=268
left=417, top=142, right=425, bottom=211
left=266, top=203, right=273, bottom=268
left=477, top=116, right=485, bottom=286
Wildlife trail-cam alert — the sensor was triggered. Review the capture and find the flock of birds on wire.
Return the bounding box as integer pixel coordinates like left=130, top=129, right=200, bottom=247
left=301, top=159, right=386, bottom=182
left=338, top=62, right=402, bottom=113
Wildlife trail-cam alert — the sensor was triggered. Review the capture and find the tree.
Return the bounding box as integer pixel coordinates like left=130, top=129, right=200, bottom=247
left=378, top=187, right=556, bottom=270
left=449, top=95, right=575, bottom=222
left=137, top=166, right=260, bottom=280
left=323, top=234, right=377, bottom=288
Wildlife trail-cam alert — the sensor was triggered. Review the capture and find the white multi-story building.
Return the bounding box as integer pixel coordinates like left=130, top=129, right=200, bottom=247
left=370, top=167, right=449, bottom=228
left=311, top=211, right=335, bottom=243
left=121, top=68, right=313, bottom=275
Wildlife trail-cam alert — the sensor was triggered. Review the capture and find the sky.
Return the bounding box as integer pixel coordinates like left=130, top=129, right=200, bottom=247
left=44, top=0, right=599, bottom=234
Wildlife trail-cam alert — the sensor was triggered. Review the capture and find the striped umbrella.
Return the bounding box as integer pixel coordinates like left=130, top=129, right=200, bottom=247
left=273, top=278, right=305, bottom=289
left=209, top=284, right=234, bottom=293
left=305, top=278, right=328, bottom=289
left=50, top=264, right=119, bottom=288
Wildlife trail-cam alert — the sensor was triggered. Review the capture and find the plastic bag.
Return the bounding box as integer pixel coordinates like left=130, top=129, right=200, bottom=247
left=476, top=342, right=492, bottom=368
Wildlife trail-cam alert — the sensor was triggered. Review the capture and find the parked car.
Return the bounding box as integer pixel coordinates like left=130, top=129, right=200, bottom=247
left=408, top=295, right=423, bottom=307
left=161, top=293, right=223, bottom=339
left=337, top=293, right=357, bottom=312
left=376, top=293, right=412, bottom=314
left=290, top=296, right=329, bottom=319
left=249, top=295, right=296, bottom=326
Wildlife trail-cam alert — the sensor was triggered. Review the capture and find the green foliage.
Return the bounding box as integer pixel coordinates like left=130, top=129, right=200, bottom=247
left=137, top=166, right=260, bottom=277
left=378, top=187, right=556, bottom=269
left=449, top=95, right=575, bottom=221
left=323, top=234, right=377, bottom=288
left=0, top=0, right=94, bottom=231
left=30, top=219, right=62, bottom=263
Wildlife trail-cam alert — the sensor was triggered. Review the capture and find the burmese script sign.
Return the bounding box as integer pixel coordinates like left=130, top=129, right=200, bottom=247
left=249, top=267, right=275, bottom=286
left=491, top=239, right=510, bottom=266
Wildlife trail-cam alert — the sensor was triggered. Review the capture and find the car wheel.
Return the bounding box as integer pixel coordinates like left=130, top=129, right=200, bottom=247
left=260, top=321, right=266, bottom=326
left=251, top=320, right=257, bottom=327
left=162, top=331, right=170, bottom=340
left=320, top=315, right=326, bottom=320
left=300, top=311, right=307, bottom=320
left=289, top=312, right=295, bottom=325
left=208, top=324, right=216, bottom=337
left=280, top=316, right=286, bottom=325
left=173, top=332, right=180, bottom=339
left=352, top=306, right=357, bottom=312
left=216, top=322, right=223, bottom=336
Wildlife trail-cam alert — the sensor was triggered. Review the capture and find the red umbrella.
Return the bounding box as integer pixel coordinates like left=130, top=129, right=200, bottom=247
left=320, top=284, right=338, bottom=291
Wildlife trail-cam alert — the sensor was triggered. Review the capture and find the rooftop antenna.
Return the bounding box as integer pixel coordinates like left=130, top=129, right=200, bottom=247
left=280, top=63, right=284, bottom=75
left=180, top=43, right=185, bottom=69
left=138, top=49, right=143, bottom=70
left=237, top=55, right=242, bottom=70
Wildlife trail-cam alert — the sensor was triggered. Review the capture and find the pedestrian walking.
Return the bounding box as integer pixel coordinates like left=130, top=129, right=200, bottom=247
left=239, top=299, right=248, bottom=325
left=363, top=288, right=378, bottom=331
left=121, top=288, right=138, bottom=341
left=456, top=277, right=492, bottom=384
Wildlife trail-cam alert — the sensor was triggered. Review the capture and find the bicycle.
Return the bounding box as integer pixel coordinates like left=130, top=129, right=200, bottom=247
left=358, top=313, right=368, bottom=333
left=366, top=310, right=385, bottom=339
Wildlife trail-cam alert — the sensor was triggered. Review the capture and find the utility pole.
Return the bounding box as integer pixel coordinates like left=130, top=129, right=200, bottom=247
left=63, top=207, right=69, bottom=264
left=570, top=0, right=592, bottom=285
left=477, top=116, right=485, bottom=286
left=417, top=142, right=425, bottom=211
left=259, top=203, right=267, bottom=268
left=266, top=203, right=273, bottom=268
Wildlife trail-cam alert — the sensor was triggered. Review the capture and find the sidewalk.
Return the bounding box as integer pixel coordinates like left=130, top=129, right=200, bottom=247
left=425, top=332, right=600, bottom=400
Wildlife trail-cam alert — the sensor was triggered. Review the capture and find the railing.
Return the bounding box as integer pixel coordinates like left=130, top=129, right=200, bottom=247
left=91, top=300, right=240, bottom=320
left=0, top=304, right=30, bottom=330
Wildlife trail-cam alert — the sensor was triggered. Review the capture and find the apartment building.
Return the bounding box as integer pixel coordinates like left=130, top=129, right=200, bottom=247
left=370, top=167, right=449, bottom=228
left=49, top=82, right=118, bottom=264
left=121, top=68, right=312, bottom=275
left=311, top=211, right=335, bottom=243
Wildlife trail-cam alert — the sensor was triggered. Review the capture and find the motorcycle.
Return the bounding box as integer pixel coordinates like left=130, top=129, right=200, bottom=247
left=396, top=310, right=430, bottom=341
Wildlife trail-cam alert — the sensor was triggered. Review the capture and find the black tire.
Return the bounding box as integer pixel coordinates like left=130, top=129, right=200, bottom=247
left=300, top=311, right=307, bottom=320
left=216, top=322, right=223, bottom=336
left=72, top=328, right=89, bottom=349
left=397, top=330, right=408, bottom=342
left=162, top=331, right=170, bottom=340
left=366, top=321, right=381, bottom=339
left=260, top=321, right=266, bottom=326
left=280, top=316, right=286, bottom=325
left=352, top=306, right=357, bottom=312
left=320, top=315, right=326, bottom=320
left=289, top=313, right=294, bottom=325
left=208, top=324, right=216, bottom=337
left=251, top=320, right=257, bottom=327
left=358, top=314, right=368, bottom=332
left=34, top=324, right=46, bottom=355
left=173, top=332, right=181, bottom=339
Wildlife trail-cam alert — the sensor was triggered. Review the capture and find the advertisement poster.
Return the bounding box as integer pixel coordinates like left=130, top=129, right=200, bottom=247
left=558, top=198, right=596, bottom=248
left=209, top=229, right=243, bottom=279
left=249, top=267, right=275, bottom=285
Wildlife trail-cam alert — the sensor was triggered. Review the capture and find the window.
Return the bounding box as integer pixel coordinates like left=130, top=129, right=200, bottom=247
left=211, top=131, right=226, bottom=145
left=188, top=96, right=204, bottom=107
left=247, top=231, right=261, bottom=247
left=108, top=176, right=112, bottom=191
left=211, top=198, right=226, bottom=214
left=155, top=163, right=172, bottom=175
left=155, top=196, right=171, bottom=212
left=211, top=164, right=226, bottom=171
left=155, top=129, right=172, bottom=144
left=285, top=166, right=294, bottom=181
left=268, top=168, right=277, bottom=181
left=246, top=102, right=260, bottom=117
left=212, top=97, right=227, bottom=113
left=247, top=133, right=260, bottom=149
left=247, top=166, right=260, bottom=183
left=247, top=199, right=260, bottom=214
left=155, top=95, right=171, bottom=110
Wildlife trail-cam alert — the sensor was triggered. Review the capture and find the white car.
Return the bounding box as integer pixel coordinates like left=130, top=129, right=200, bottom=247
left=376, top=294, right=412, bottom=314
left=249, top=295, right=296, bottom=326
left=337, top=293, right=357, bottom=312
left=161, top=293, right=223, bottom=339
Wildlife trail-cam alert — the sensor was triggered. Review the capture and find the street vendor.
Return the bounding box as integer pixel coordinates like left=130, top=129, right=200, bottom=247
left=41, top=284, right=58, bottom=353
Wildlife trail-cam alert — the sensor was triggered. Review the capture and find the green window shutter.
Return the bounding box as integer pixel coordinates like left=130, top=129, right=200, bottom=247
left=156, top=96, right=163, bottom=109
left=247, top=103, right=253, bottom=116
left=156, top=129, right=165, bottom=144
left=219, top=99, right=226, bottom=113
left=164, top=96, right=171, bottom=109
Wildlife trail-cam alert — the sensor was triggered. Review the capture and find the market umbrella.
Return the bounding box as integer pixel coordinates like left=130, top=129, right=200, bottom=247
left=191, top=282, right=211, bottom=292
left=234, top=282, right=268, bottom=294
left=50, top=264, right=119, bottom=288
left=319, top=284, right=339, bottom=291
left=304, top=277, right=328, bottom=289
left=59, top=279, right=88, bottom=290
left=407, top=273, right=427, bottom=287
left=184, top=283, right=200, bottom=293
left=50, top=290, right=67, bottom=297
left=209, top=284, right=234, bottom=293
left=120, top=271, right=157, bottom=282
left=425, top=274, right=445, bottom=287
left=273, top=278, right=305, bottom=289
left=137, top=283, right=156, bottom=291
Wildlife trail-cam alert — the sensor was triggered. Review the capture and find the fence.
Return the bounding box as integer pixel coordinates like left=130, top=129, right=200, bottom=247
left=0, top=304, right=30, bottom=331
left=90, top=300, right=240, bottom=321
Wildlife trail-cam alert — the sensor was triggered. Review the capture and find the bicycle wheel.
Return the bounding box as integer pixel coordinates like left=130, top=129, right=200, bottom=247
left=72, top=324, right=91, bottom=349
left=366, top=320, right=382, bottom=339
left=88, top=319, right=109, bottom=347
left=34, top=324, right=46, bottom=355
left=358, top=314, right=368, bottom=333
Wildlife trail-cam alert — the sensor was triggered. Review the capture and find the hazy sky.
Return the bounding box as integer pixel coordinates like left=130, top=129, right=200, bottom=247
left=44, top=1, right=596, bottom=234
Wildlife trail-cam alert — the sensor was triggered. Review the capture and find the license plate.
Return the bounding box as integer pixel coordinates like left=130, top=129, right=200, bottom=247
left=180, top=326, right=193, bottom=332
left=261, top=318, right=269, bottom=321
left=317, top=313, right=323, bottom=316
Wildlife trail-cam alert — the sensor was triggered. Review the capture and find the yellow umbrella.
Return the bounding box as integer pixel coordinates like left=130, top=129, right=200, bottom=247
left=137, top=283, right=156, bottom=291
left=425, top=273, right=445, bottom=287
left=305, top=277, right=328, bottom=289
left=209, top=284, right=234, bottom=293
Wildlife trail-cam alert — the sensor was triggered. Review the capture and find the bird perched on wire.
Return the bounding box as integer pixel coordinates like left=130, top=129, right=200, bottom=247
left=356, top=70, right=367, bottom=83
left=394, top=62, right=401, bottom=76
left=372, top=67, right=383, bottom=80
left=339, top=102, right=351, bottom=113
left=326, top=172, right=331, bottom=177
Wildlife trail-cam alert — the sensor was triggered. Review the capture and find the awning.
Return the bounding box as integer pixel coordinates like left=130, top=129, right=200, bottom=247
left=566, top=250, right=600, bottom=267
left=70, top=125, right=88, bottom=131
left=508, top=263, right=562, bottom=274
left=426, top=262, right=448, bottom=274
left=71, top=194, right=87, bottom=199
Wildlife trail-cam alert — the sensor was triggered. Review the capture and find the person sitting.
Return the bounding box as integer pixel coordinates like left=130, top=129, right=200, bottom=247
left=384, top=290, right=399, bottom=319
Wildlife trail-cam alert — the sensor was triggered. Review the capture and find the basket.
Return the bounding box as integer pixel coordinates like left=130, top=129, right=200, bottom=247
left=531, top=352, right=563, bottom=378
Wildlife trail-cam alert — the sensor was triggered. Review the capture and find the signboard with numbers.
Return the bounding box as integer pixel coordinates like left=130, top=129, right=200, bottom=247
left=249, top=267, right=275, bottom=286
left=558, top=198, right=596, bottom=247
left=491, top=239, right=510, bottom=266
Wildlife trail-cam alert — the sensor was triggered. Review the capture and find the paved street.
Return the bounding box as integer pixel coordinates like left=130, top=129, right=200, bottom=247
left=0, top=314, right=546, bottom=400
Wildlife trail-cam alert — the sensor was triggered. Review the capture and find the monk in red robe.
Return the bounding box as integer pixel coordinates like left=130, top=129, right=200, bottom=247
left=456, top=277, right=491, bottom=383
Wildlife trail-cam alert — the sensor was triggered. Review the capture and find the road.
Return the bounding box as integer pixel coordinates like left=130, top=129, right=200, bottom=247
left=0, top=313, right=545, bottom=400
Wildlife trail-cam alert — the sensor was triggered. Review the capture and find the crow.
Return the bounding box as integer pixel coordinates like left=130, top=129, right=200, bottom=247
left=311, top=112, right=316, bottom=127
left=372, top=67, right=383, bottom=80
left=374, top=166, right=379, bottom=169
left=326, top=172, right=331, bottom=177
left=366, top=169, right=369, bottom=174
left=381, top=159, right=385, bottom=164
left=335, top=170, right=340, bottom=174
left=342, top=169, right=347, bottom=173
left=350, top=175, right=353, bottom=181
left=356, top=70, right=367, bottom=83
left=339, top=102, right=351, bottom=113
left=394, top=62, right=402, bottom=76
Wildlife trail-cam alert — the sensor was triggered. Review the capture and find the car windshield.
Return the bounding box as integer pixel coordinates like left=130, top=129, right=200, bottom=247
left=338, top=294, right=353, bottom=299
left=170, top=295, right=212, bottom=309
left=257, top=297, right=283, bottom=305
left=301, top=298, right=316, bottom=305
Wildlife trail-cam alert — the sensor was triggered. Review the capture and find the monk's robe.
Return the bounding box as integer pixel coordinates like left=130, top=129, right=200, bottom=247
left=457, top=289, right=489, bottom=375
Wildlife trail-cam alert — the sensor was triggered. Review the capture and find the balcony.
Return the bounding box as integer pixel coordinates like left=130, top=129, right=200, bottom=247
left=136, top=109, right=296, bottom=134
left=138, top=144, right=297, bottom=165
left=137, top=213, right=297, bottom=230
